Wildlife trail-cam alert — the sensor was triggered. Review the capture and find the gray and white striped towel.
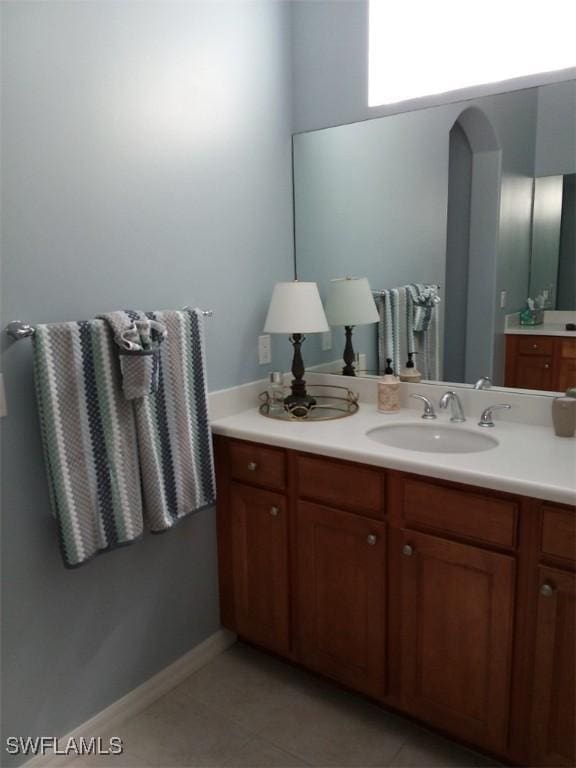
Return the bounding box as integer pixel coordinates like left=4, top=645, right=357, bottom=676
left=33, top=309, right=215, bottom=567
left=375, top=284, right=440, bottom=380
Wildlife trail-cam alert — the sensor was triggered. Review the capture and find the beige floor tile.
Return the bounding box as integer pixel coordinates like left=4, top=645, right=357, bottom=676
left=221, top=737, right=309, bottom=767
left=111, top=693, right=252, bottom=767
left=170, top=643, right=319, bottom=734
left=389, top=731, right=483, bottom=768
left=256, top=682, right=412, bottom=767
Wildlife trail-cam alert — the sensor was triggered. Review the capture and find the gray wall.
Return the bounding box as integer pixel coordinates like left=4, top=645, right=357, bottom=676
left=535, top=80, right=576, bottom=177
left=0, top=1, right=293, bottom=761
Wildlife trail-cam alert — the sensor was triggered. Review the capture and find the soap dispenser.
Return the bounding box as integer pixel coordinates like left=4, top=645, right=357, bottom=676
left=399, top=352, right=422, bottom=383
left=378, top=359, right=401, bottom=413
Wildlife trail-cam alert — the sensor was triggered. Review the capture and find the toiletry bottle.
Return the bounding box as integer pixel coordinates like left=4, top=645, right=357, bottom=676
left=378, top=359, right=401, bottom=413
left=399, top=352, right=422, bottom=383
left=552, top=396, right=576, bottom=437
left=269, top=372, right=285, bottom=414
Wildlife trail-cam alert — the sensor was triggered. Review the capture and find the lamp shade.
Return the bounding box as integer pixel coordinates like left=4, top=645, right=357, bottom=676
left=325, top=277, right=379, bottom=327
left=264, top=281, right=329, bottom=334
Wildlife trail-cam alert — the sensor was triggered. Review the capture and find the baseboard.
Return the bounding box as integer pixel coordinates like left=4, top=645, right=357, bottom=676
left=22, top=628, right=237, bottom=768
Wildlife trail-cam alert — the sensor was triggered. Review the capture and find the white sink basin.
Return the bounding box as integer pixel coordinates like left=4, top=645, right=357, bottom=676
left=366, top=423, right=499, bottom=454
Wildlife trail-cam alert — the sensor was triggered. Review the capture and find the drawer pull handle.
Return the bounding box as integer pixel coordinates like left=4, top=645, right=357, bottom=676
left=367, top=534, right=377, bottom=546
left=402, top=544, right=414, bottom=557
left=270, top=506, right=280, bottom=516
left=532, top=344, right=539, bottom=349
left=247, top=461, right=258, bottom=471
left=540, top=583, right=554, bottom=597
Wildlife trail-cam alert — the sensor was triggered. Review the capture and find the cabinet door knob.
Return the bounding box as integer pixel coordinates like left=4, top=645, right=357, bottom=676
left=270, top=506, right=280, bottom=516
left=540, top=583, right=554, bottom=597
left=544, top=363, right=550, bottom=369
left=532, top=344, right=539, bottom=349
left=367, top=534, right=377, bottom=545
left=402, top=544, right=414, bottom=557
left=247, top=461, right=258, bottom=471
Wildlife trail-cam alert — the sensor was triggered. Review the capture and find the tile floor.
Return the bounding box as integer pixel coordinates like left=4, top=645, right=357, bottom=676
left=69, top=642, right=502, bottom=768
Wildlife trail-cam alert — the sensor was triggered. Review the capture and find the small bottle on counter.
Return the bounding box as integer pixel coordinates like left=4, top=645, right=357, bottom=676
left=399, top=352, right=422, bottom=383
left=552, top=396, right=576, bottom=437
left=269, top=371, right=286, bottom=415
left=378, top=359, right=401, bottom=413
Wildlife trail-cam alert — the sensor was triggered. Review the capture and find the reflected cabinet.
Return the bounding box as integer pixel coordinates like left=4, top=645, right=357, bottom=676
left=215, top=436, right=576, bottom=766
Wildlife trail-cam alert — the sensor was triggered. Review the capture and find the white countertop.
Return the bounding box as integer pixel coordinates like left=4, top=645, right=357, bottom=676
left=505, top=323, right=576, bottom=337
left=211, top=405, right=576, bottom=506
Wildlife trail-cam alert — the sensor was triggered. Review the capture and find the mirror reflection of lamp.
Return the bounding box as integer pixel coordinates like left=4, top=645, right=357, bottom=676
left=325, top=277, right=379, bottom=376
left=263, top=281, right=329, bottom=413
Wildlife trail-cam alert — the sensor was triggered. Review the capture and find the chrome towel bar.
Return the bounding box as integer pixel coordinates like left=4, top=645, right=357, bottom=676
left=5, top=310, right=214, bottom=341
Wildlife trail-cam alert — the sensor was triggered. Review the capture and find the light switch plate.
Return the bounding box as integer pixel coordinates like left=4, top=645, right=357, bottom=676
left=258, top=334, right=271, bottom=365
left=322, top=331, right=332, bottom=351
left=500, top=290, right=507, bottom=309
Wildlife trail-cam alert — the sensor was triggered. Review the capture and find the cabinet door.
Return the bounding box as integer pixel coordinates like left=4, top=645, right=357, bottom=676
left=399, top=529, right=515, bottom=754
left=296, top=501, right=386, bottom=698
left=514, top=355, right=555, bottom=390
left=530, top=567, right=576, bottom=767
left=230, top=483, right=290, bottom=655
left=558, top=357, right=576, bottom=392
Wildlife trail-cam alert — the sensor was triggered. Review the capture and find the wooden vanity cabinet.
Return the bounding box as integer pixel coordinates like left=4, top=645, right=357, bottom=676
left=295, top=500, right=387, bottom=699
left=528, top=504, right=576, bottom=767
left=505, top=334, right=576, bottom=391
left=214, top=435, right=576, bottom=765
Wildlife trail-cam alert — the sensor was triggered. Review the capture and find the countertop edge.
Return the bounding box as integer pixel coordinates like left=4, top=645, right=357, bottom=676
left=211, top=421, right=576, bottom=507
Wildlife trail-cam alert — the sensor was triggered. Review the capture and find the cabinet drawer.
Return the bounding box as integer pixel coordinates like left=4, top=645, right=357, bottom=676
left=297, top=455, right=383, bottom=516
left=517, top=337, right=555, bottom=356
left=229, top=440, right=286, bottom=490
left=559, top=339, right=576, bottom=359
left=402, top=478, right=517, bottom=548
left=541, top=505, right=576, bottom=563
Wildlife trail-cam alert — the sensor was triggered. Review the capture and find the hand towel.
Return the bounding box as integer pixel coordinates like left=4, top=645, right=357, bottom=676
left=99, top=310, right=167, bottom=400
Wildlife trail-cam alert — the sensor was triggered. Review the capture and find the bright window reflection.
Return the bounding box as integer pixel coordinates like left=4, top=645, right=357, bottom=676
left=369, top=0, right=576, bottom=106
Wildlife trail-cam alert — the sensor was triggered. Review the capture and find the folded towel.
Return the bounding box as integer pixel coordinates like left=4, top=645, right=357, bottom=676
left=33, top=308, right=216, bottom=567
left=133, top=309, right=216, bottom=531
left=33, top=320, right=144, bottom=567
left=99, top=310, right=167, bottom=400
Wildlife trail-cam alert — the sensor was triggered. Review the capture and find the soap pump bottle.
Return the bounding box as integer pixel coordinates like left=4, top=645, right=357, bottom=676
left=378, top=359, right=401, bottom=413
left=399, top=352, right=422, bottom=383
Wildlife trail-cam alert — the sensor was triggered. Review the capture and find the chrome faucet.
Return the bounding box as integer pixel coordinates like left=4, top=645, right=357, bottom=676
left=473, top=376, right=492, bottom=390
left=439, top=391, right=466, bottom=422
left=478, top=404, right=512, bottom=428
left=410, top=394, right=436, bottom=419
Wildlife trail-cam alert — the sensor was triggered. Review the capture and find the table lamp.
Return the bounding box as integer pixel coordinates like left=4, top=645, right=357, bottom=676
left=325, top=277, right=379, bottom=376
left=264, top=281, right=329, bottom=411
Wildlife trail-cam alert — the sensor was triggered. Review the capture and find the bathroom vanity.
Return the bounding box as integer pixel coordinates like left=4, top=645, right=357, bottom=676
left=505, top=334, right=576, bottom=392
left=212, top=404, right=575, bottom=767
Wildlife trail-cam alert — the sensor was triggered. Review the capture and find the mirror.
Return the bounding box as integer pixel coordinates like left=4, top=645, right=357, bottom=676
left=294, top=81, right=576, bottom=393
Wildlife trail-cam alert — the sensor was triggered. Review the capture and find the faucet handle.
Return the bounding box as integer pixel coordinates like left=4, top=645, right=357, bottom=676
left=478, top=403, right=512, bottom=428
left=410, top=394, right=437, bottom=420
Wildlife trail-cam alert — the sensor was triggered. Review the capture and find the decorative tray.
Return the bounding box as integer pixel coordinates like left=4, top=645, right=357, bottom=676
left=259, top=384, right=359, bottom=421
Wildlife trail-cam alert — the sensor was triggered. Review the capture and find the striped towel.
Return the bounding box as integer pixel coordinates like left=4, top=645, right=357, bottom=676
left=33, top=320, right=144, bottom=568
left=375, top=284, right=440, bottom=380
left=132, top=309, right=215, bottom=532
left=33, top=308, right=215, bottom=567
left=99, top=310, right=167, bottom=400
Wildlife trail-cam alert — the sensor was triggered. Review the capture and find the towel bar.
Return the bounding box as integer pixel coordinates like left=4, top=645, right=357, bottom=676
left=5, top=310, right=214, bottom=341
